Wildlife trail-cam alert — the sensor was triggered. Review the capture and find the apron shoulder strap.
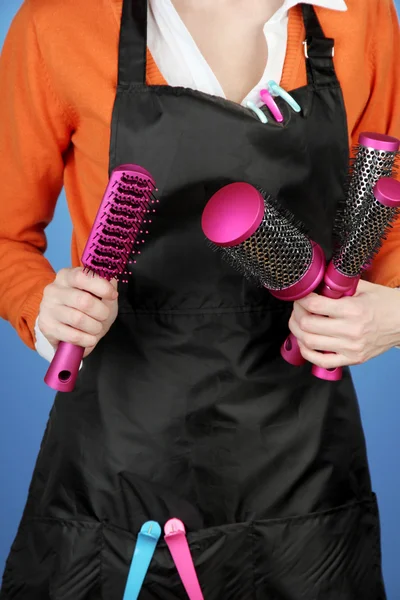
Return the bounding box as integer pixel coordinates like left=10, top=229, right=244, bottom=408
left=301, top=4, right=339, bottom=87
left=118, top=0, right=148, bottom=86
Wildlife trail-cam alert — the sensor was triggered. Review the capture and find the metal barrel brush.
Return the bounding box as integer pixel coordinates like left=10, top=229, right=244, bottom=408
left=336, top=132, right=400, bottom=252
left=281, top=131, right=400, bottom=370
left=201, top=181, right=325, bottom=309
left=311, top=177, right=400, bottom=380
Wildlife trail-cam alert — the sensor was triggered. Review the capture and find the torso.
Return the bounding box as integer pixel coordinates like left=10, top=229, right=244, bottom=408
left=171, top=0, right=284, bottom=103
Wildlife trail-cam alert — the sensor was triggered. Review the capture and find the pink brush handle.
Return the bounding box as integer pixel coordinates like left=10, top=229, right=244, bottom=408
left=311, top=265, right=359, bottom=382
left=279, top=243, right=325, bottom=366
left=164, top=519, right=204, bottom=600
left=281, top=262, right=358, bottom=372
left=281, top=334, right=307, bottom=367
left=44, top=343, right=85, bottom=392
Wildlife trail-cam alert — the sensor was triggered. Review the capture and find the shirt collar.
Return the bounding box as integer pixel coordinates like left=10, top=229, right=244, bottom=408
left=270, top=0, right=347, bottom=23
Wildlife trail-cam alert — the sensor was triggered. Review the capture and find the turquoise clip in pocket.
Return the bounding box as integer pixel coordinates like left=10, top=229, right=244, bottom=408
left=246, top=100, right=268, bottom=123
left=122, top=520, right=161, bottom=600
left=267, top=80, right=302, bottom=113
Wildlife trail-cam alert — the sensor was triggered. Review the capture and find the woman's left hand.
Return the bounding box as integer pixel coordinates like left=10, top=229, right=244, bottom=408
left=289, top=280, right=400, bottom=369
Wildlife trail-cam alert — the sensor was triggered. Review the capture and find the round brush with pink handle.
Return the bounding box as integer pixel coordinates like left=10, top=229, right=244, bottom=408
left=311, top=176, right=400, bottom=380
left=281, top=131, right=400, bottom=372
left=202, top=182, right=325, bottom=327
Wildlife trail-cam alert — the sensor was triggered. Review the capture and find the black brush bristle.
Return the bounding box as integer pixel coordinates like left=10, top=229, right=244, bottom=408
left=256, top=187, right=310, bottom=238
left=333, top=144, right=399, bottom=248
left=332, top=186, right=400, bottom=277
left=206, top=186, right=314, bottom=291
left=82, top=166, right=157, bottom=282
left=207, top=239, right=263, bottom=287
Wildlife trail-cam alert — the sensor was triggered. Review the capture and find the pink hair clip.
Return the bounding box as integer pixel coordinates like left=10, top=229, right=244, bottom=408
left=164, top=519, right=204, bottom=600
left=260, top=88, right=284, bottom=123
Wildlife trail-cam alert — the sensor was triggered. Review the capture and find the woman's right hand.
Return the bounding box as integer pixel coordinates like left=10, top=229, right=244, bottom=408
left=38, top=267, right=119, bottom=358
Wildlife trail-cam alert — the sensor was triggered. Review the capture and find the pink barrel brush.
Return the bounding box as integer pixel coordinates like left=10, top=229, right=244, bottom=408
left=311, top=177, right=400, bottom=380
left=44, top=164, right=157, bottom=393
left=201, top=182, right=325, bottom=312
left=281, top=132, right=400, bottom=370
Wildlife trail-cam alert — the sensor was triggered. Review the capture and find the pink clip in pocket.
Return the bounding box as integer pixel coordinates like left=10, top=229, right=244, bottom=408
left=164, top=518, right=204, bottom=600
left=260, top=88, right=284, bottom=123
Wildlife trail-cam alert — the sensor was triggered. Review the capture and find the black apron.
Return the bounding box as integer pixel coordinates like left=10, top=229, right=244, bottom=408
left=1, top=2, right=387, bottom=599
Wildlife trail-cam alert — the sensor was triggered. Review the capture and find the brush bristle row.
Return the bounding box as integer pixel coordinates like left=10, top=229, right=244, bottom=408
left=217, top=189, right=314, bottom=291
left=82, top=167, right=157, bottom=281
left=333, top=146, right=399, bottom=247
left=333, top=191, right=400, bottom=277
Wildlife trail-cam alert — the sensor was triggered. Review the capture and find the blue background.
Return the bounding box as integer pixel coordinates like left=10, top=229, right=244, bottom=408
left=0, top=1, right=399, bottom=597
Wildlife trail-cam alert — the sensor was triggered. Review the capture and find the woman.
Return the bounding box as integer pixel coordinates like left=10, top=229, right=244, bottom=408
left=0, top=0, right=399, bottom=597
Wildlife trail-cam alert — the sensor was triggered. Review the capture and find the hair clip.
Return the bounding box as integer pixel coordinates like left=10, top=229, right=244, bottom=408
left=123, top=521, right=161, bottom=600
left=267, top=80, right=301, bottom=113
left=246, top=100, right=268, bottom=123
left=260, top=88, right=284, bottom=123
left=164, top=518, right=204, bottom=600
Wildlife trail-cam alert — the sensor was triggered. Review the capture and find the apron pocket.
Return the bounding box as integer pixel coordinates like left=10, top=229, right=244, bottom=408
left=1, top=497, right=385, bottom=600
left=102, top=496, right=385, bottom=599
left=252, top=494, right=386, bottom=600
left=102, top=521, right=254, bottom=599
left=1, top=518, right=102, bottom=600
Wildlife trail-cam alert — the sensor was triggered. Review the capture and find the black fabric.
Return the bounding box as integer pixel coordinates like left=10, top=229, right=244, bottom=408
left=1, top=1, right=386, bottom=598
left=118, top=0, right=147, bottom=85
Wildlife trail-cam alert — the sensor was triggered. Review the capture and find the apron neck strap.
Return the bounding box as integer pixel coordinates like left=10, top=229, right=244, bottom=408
left=118, top=0, right=148, bottom=86
left=301, top=4, right=338, bottom=86
left=117, top=0, right=338, bottom=88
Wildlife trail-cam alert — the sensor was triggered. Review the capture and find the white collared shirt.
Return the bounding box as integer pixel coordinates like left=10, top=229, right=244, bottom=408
left=148, top=0, right=348, bottom=107
left=35, top=0, right=348, bottom=360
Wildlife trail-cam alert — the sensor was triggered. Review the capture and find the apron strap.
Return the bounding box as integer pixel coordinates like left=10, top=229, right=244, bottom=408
left=301, top=4, right=339, bottom=87
left=118, top=0, right=148, bottom=86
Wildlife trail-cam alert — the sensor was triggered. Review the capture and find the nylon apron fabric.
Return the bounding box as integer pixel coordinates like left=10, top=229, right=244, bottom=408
left=1, top=2, right=387, bottom=599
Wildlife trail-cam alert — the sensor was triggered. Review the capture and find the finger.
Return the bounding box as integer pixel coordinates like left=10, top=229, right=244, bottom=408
left=296, top=293, right=362, bottom=320
left=55, top=287, right=112, bottom=322
left=58, top=268, right=118, bottom=301
left=295, top=331, right=348, bottom=353
left=292, top=302, right=308, bottom=319
left=294, top=312, right=354, bottom=338
left=353, top=279, right=375, bottom=295
left=42, top=321, right=99, bottom=349
left=51, top=305, right=104, bottom=336
left=83, top=345, right=96, bottom=358
left=290, top=315, right=369, bottom=360
left=289, top=317, right=342, bottom=351
left=298, top=343, right=351, bottom=369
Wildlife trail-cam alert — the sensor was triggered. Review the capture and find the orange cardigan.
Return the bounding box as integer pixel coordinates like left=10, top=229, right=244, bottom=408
left=0, top=0, right=399, bottom=349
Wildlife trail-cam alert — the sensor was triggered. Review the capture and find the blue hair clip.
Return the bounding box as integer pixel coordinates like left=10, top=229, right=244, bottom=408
left=123, top=521, right=161, bottom=600
left=246, top=100, right=268, bottom=123
left=267, top=81, right=301, bottom=113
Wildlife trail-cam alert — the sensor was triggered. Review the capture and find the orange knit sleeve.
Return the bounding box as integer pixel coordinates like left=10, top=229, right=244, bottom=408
left=0, top=0, right=74, bottom=348
left=356, top=0, right=400, bottom=287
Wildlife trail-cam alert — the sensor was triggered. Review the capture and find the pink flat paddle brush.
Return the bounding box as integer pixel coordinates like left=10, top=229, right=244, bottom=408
left=44, top=164, right=157, bottom=393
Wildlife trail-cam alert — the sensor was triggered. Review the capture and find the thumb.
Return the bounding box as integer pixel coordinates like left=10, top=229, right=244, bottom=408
left=102, top=276, right=119, bottom=308
left=354, top=279, right=375, bottom=295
